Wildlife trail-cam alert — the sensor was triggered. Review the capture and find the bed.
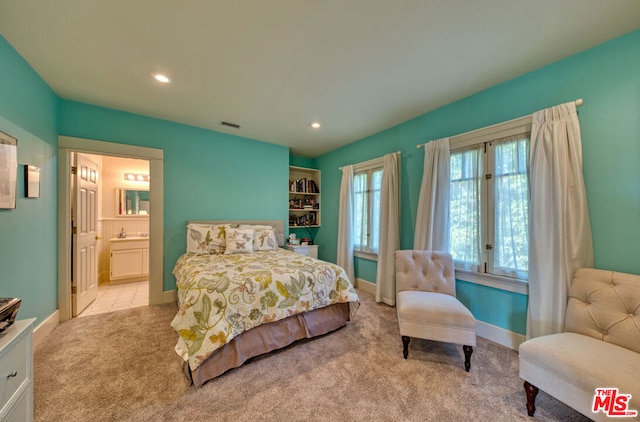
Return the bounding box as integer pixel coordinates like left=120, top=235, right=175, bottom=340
left=171, top=220, right=360, bottom=387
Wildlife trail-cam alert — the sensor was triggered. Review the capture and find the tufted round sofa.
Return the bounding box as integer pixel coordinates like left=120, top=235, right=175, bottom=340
left=519, top=268, right=640, bottom=421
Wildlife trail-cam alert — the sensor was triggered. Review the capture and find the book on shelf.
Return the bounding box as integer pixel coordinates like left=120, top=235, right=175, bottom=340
left=289, top=212, right=317, bottom=226
left=308, top=179, right=319, bottom=193
left=289, top=197, right=319, bottom=210
left=289, top=178, right=319, bottom=194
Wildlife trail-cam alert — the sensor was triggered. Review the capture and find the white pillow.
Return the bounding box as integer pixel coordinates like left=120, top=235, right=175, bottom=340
left=253, top=228, right=278, bottom=251
left=224, top=228, right=254, bottom=254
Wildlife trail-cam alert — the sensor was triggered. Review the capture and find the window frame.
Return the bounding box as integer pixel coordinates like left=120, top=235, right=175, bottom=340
left=352, top=157, right=385, bottom=261
left=448, top=116, right=532, bottom=295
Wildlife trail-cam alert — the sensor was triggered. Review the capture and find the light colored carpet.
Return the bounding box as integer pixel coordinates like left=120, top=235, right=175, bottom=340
left=34, top=290, right=590, bottom=421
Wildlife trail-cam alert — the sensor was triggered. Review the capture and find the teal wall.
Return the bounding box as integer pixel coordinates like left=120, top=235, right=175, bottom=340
left=0, top=34, right=289, bottom=323
left=0, top=36, right=58, bottom=324
left=456, top=281, right=528, bottom=335
left=289, top=155, right=314, bottom=168
left=58, top=100, right=289, bottom=292
left=313, top=30, right=640, bottom=335
left=2, top=29, right=639, bottom=335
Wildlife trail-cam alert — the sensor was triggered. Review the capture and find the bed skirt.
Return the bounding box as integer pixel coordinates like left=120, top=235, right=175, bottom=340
left=185, top=302, right=350, bottom=387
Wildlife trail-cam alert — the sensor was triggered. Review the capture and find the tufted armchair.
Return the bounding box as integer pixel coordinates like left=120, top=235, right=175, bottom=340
left=519, top=268, right=640, bottom=421
left=395, top=250, right=477, bottom=371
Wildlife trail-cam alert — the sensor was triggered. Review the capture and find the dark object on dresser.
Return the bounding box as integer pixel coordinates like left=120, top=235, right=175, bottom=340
left=0, top=298, right=21, bottom=332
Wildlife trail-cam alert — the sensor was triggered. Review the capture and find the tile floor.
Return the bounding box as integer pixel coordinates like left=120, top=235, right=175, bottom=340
left=77, top=280, right=149, bottom=318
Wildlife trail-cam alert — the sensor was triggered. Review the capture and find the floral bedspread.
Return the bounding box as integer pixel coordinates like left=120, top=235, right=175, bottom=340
left=171, top=248, right=360, bottom=371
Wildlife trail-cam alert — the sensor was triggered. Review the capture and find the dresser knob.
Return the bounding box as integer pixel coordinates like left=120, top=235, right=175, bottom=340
left=7, top=371, right=17, bottom=378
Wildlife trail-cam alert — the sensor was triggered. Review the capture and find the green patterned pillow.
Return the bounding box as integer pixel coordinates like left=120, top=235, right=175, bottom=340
left=187, top=223, right=236, bottom=254
left=187, top=224, right=213, bottom=254
left=253, top=228, right=278, bottom=251
left=224, top=228, right=254, bottom=254
left=238, top=224, right=278, bottom=251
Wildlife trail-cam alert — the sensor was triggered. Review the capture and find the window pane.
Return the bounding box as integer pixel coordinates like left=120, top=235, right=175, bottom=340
left=353, top=173, right=368, bottom=251
left=493, top=137, right=529, bottom=278
left=370, top=169, right=383, bottom=253
left=449, top=148, right=481, bottom=268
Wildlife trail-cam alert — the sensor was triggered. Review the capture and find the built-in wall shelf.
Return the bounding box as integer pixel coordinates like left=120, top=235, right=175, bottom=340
left=289, top=166, right=320, bottom=228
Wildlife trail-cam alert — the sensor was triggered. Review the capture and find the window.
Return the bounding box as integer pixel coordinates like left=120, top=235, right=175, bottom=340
left=353, top=167, right=383, bottom=255
left=449, top=133, right=530, bottom=281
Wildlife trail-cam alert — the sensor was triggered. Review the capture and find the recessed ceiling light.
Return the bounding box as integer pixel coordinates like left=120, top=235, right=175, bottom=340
left=310, top=122, right=321, bottom=129
left=152, top=73, right=171, bottom=83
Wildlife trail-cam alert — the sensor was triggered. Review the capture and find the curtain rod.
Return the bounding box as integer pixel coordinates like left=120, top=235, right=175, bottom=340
left=416, top=98, right=584, bottom=149
left=339, top=150, right=401, bottom=170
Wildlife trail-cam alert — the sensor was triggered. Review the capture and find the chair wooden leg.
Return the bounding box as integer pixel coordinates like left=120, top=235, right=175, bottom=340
left=402, top=336, right=410, bottom=359
left=524, top=381, right=539, bottom=417
left=463, top=345, right=473, bottom=372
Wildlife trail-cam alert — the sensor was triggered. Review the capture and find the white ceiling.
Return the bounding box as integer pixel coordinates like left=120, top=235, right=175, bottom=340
left=1, top=1, right=639, bottom=157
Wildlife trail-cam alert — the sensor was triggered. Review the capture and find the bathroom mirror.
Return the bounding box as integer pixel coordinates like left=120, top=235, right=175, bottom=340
left=116, top=188, right=150, bottom=216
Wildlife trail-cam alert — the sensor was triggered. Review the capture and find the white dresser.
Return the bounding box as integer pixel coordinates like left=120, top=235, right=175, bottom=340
left=0, top=319, right=34, bottom=422
left=285, top=244, right=318, bottom=259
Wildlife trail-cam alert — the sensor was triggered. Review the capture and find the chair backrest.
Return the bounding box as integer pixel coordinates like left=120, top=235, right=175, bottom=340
left=565, top=268, right=640, bottom=354
left=395, top=250, right=456, bottom=297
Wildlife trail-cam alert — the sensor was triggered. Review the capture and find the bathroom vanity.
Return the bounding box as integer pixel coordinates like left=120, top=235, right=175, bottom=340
left=109, top=237, right=149, bottom=283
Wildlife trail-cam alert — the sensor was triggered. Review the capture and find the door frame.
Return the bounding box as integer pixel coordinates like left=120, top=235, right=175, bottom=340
left=57, top=136, right=165, bottom=322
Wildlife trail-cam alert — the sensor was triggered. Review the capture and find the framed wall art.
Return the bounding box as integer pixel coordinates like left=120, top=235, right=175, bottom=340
left=25, top=165, right=40, bottom=198
left=0, top=131, right=17, bottom=209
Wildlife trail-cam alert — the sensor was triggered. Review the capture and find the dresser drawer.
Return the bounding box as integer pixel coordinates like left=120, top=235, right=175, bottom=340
left=4, top=386, right=29, bottom=422
left=0, top=328, right=29, bottom=411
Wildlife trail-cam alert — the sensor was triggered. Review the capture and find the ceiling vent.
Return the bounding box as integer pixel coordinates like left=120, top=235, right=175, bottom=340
left=220, top=121, right=240, bottom=129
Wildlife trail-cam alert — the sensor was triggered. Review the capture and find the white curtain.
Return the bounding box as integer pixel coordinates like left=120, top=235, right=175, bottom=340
left=337, top=165, right=355, bottom=284
left=375, top=153, right=400, bottom=305
left=528, top=102, right=594, bottom=338
left=414, top=138, right=450, bottom=251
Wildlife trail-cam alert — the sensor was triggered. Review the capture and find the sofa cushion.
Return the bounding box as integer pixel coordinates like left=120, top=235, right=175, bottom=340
left=395, top=250, right=456, bottom=296
left=519, top=332, right=640, bottom=418
left=566, top=268, right=640, bottom=354
left=397, top=290, right=476, bottom=346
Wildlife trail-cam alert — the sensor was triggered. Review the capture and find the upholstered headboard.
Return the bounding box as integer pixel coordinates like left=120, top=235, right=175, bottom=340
left=187, top=220, right=285, bottom=247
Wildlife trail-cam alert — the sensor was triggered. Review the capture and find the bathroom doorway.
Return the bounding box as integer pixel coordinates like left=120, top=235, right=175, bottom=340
left=76, top=154, right=151, bottom=317
left=57, top=136, right=165, bottom=323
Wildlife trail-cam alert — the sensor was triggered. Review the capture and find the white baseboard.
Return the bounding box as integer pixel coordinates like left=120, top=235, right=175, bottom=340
left=355, top=278, right=376, bottom=296
left=162, top=289, right=177, bottom=304
left=33, top=310, right=60, bottom=348
left=354, top=278, right=524, bottom=351
left=476, top=320, right=525, bottom=351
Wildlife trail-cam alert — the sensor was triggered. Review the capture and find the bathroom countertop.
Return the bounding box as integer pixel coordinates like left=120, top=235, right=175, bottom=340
left=109, top=236, right=150, bottom=242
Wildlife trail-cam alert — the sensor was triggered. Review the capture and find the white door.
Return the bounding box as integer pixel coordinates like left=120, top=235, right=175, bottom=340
left=72, top=154, right=99, bottom=316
